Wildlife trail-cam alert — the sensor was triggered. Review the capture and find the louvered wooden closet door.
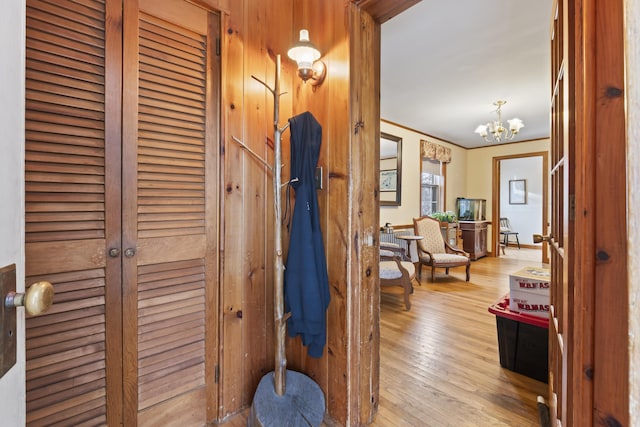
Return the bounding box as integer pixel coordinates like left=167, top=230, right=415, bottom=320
left=24, top=0, right=219, bottom=425
left=25, top=0, right=121, bottom=425
left=122, top=1, right=219, bottom=424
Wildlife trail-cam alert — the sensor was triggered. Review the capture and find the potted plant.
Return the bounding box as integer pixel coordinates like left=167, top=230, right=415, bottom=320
left=430, top=211, right=457, bottom=223
left=429, top=211, right=459, bottom=246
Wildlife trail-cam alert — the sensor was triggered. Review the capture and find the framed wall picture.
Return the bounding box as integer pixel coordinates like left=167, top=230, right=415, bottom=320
left=380, top=169, right=397, bottom=191
left=509, top=179, right=527, bottom=204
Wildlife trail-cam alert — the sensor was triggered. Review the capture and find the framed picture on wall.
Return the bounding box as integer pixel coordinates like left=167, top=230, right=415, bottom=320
left=509, top=179, right=527, bottom=204
left=380, top=169, right=397, bottom=191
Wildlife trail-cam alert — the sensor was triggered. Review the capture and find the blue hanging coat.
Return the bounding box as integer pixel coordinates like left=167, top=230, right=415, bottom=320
left=284, top=111, right=330, bottom=358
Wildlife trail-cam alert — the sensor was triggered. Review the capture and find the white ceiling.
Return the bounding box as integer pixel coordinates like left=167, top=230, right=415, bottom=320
left=381, top=0, right=554, bottom=148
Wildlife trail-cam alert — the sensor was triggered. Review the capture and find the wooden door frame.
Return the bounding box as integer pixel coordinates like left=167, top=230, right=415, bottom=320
left=559, top=0, right=628, bottom=424
left=491, top=151, right=549, bottom=262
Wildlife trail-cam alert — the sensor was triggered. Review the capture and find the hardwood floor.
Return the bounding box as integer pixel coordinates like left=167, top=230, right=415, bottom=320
left=219, top=249, right=548, bottom=426
left=374, top=248, right=547, bottom=426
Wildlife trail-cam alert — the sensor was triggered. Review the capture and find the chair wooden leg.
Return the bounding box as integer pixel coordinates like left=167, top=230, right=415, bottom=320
left=445, top=267, right=450, bottom=275
left=516, top=235, right=520, bottom=249
left=431, top=266, right=435, bottom=282
left=403, top=283, right=411, bottom=310
left=465, top=264, right=470, bottom=281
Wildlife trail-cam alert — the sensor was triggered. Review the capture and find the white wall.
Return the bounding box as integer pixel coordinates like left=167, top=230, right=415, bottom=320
left=499, top=157, right=544, bottom=245
left=466, top=139, right=550, bottom=249
left=625, top=0, right=640, bottom=422
left=379, top=118, right=550, bottom=244
left=0, top=0, right=26, bottom=425
left=380, top=121, right=467, bottom=227
left=466, top=139, right=549, bottom=218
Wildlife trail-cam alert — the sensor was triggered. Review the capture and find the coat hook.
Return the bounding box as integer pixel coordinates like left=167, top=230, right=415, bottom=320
left=282, top=177, right=299, bottom=188
left=231, top=136, right=273, bottom=171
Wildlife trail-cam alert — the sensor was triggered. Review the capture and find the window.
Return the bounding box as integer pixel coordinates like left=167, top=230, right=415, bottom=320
left=421, top=159, right=444, bottom=216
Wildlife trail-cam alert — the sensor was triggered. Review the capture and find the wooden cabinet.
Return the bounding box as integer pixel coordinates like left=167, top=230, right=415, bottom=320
left=439, top=222, right=458, bottom=247
left=459, top=221, right=487, bottom=260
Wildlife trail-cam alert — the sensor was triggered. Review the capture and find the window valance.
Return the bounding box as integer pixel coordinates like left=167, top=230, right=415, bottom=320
left=420, top=140, right=451, bottom=163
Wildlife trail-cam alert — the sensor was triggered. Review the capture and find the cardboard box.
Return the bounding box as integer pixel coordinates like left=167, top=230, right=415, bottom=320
left=509, top=266, right=550, bottom=294
left=509, top=267, right=550, bottom=318
left=509, top=290, right=550, bottom=318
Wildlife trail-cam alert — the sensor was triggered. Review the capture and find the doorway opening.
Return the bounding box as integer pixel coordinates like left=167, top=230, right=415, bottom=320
left=491, top=151, right=549, bottom=264
left=377, top=2, right=552, bottom=423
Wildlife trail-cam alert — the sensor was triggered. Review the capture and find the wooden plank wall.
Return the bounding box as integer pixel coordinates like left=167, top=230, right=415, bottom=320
left=220, top=0, right=281, bottom=418
left=286, top=0, right=330, bottom=401
left=219, top=0, right=359, bottom=422
left=216, top=0, right=414, bottom=424
left=288, top=1, right=354, bottom=424
left=219, top=0, right=357, bottom=422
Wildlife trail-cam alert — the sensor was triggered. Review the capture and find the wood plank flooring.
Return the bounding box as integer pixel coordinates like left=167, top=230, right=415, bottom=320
left=218, top=249, right=548, bottom=426
left=374, top=248, right=547, bottom=426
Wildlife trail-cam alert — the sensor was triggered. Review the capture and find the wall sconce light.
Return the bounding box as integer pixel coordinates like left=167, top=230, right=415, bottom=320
left=287, top=29, right=326, bottom=86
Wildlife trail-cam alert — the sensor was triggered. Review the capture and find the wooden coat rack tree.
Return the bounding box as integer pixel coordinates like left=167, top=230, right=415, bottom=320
left=233, top=55, right=325, bottom=426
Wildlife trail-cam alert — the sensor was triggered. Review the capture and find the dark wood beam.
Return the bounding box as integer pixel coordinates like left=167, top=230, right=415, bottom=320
left=353, top=0, right=421, bottom=23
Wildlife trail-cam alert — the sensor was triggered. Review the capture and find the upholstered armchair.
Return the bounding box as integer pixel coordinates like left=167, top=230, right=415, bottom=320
left=379, top=245, right=415, bottom=310
left=412, top=215, right=471, bottom=282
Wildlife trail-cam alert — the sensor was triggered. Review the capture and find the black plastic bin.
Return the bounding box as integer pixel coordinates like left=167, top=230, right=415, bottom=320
left=488, top=295, right=548, bottom=383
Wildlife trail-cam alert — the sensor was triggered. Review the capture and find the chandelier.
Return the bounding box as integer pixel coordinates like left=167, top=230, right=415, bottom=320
left=474, top=100, right=524, bottom=143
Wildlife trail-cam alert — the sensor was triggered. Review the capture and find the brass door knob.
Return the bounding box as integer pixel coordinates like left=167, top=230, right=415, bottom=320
left=533, top=233, right=551, bottom=243
left=5, top=281, right=54, bottom=316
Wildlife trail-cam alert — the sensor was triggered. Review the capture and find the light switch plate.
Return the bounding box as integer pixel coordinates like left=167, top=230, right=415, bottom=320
left=0, top=264, right=16, bottom=380
left=315, top=167, right=323, bottom=190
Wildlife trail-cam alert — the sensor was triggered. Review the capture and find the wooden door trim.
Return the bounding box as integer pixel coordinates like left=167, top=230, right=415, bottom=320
left=567, top=0, right=592, bottom=424
left=491, top=151, right=549, bottom=260
left=589, top=0, right=628, bottom=423
left=203, top=9, right=222, bottom=424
